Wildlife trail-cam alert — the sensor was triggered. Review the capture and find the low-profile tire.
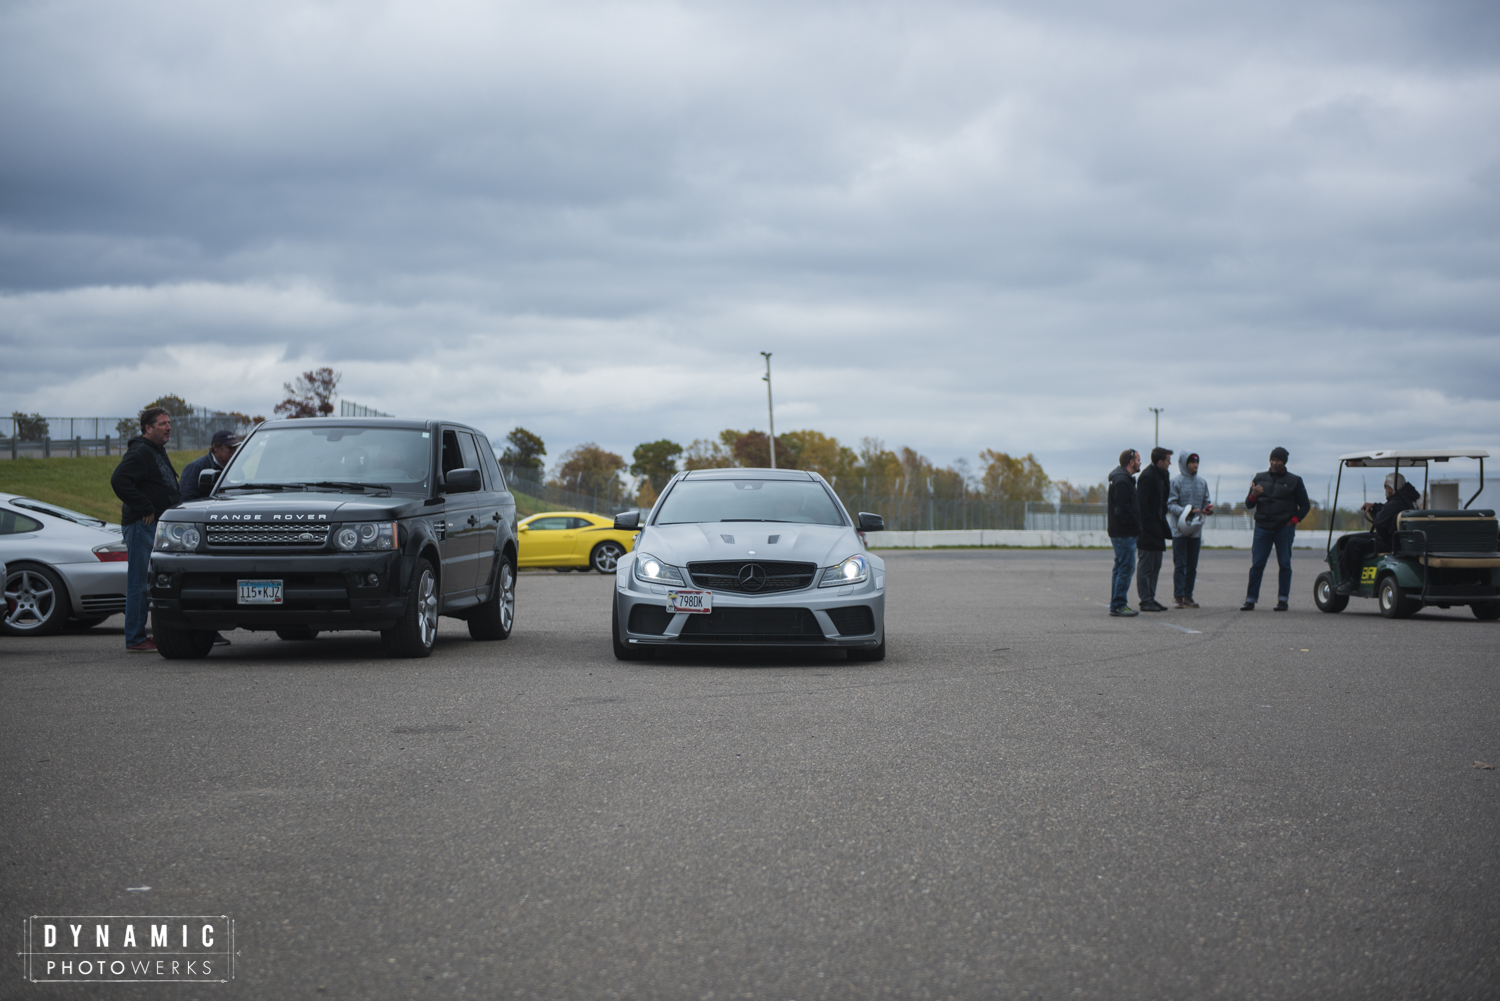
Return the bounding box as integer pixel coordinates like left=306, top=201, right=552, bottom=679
left=382, top=557, right=439, bottom=658
left=1378, top=575, right=1416, bottom=619
left=1313, top=572, right=1348, bottom=613
left=468, top=556, right=516, bottom=640
left=154, top=617, right=214, bottom=659
left=1473, top=602, right=1500, bottom=621
left=612, top=599, right=644, bottom=660
left=275, top=626, right=320, bottom=641
left=2, top=563, right=70, bottom=636
left=846, top=632, right=887, bottom=662
left=590, top=541, right=626, bottom=574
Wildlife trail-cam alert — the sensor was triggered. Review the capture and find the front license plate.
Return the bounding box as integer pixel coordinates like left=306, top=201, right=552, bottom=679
left=237, top=580, right=284, bottom=605
left=667, top=589, right=712, bottom=614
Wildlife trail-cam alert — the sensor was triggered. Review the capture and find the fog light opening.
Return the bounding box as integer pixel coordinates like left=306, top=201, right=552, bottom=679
left=155, top=573, right=172, bottom=587
left=363, top=573, right=380, bottom=587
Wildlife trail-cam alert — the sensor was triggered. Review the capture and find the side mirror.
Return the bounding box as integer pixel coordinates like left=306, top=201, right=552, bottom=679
left=445, top=468, right=481, bottom=493
left=614, top=510, right=641, bottom=531
left=857, top=512, right=885, bottom=532
left=198, top=468, right=220, bottom=494
left=518, top=524, right=530, bottom=532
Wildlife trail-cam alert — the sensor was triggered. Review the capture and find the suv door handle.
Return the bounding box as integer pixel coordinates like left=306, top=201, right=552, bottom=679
left=467, top=515, right=480, bottom=527
left=491, top=512, right=502, bottom=522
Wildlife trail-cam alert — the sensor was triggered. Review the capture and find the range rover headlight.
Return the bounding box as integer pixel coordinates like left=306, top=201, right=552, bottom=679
left=634, top=553, right=684, bottom=584
left=820, top=553, right=868, bottom=587
left=336, top=521, right=397, bottom=551
left=154, top=522, right=202, bottom=552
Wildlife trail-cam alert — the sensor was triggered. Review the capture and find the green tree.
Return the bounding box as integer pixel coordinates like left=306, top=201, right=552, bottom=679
left=10, top=412, right=49, bottom=442
left=730, top=430, right=794, bottom=468
left=550, top=443, right=627, bottom=502
left=274, top=368, right=340, bottom=419
left=630, top=439, right=684, bottom=492
left=979, top=450, right=1051, bottom=503
left=500, top=427, right=547, bottom=470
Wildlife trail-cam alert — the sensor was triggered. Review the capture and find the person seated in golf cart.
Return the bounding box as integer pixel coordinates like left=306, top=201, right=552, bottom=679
left=1335, top=472, right=1421, bottom=595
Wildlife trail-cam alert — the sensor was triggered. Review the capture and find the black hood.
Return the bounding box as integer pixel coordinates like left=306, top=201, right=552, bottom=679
left=162, top=492, right=425, bottom=523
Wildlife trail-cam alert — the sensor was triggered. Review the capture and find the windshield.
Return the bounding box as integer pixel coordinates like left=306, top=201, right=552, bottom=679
left=220, top=427, right=432, bottom=494
left=654, top=479, right=845, bottom=526
left=9, top=497, right=107, bottom=528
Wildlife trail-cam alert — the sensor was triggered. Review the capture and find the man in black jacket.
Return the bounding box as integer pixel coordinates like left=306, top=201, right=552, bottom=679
left=1135, top=447, right=1173, bottom=611
left=1335, top=473, right=1420, bottom=595
left=180, top=429, right=240, bottom=502
left=1107, top=448, right=1142, bottom=616
left=1241, top=446, right=1311, bottom=612
left=110, top=407, right=181, bottom=652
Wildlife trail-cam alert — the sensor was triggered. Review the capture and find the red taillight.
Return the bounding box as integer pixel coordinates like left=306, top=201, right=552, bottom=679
left=94, top=551, right=129, bottom=562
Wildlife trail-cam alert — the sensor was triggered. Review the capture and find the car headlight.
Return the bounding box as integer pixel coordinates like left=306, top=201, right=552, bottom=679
left=336, top=521, right=397, bottom=551
left=634, top=552, right=684, bottom=584
left=154, top=522, right=202, bottom=552
left=820, top=553, right=868, bottom=587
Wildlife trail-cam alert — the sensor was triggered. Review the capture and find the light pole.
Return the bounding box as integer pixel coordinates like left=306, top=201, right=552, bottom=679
left=1148, top=407, right=1164, bottom=447
left=761, top=351, right=775, bottom=469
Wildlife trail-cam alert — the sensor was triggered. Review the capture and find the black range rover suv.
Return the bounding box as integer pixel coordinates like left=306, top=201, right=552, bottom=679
left=149, top=417, right=517, bottom=659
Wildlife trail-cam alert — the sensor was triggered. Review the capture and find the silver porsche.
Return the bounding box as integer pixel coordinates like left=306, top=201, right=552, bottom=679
left=610, top=468, right=886, bottom=660
left=1, top=492, right=129, bottom=635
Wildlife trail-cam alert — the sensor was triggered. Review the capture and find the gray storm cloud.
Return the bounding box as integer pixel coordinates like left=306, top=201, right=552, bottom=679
left=1, top=0, right=1497, bottom=485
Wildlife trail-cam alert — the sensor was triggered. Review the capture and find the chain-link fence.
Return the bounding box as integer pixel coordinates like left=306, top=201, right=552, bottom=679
left=2, top=411, right=258, bottom=458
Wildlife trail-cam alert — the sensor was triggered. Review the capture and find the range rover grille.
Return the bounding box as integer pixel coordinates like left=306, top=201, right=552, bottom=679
left=206, top=524, right=331, bottom=547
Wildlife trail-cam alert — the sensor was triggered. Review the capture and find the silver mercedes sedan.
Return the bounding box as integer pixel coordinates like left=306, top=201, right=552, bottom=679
left=1, top=493, right=129, bottom=635
left=610, top=468, right=886, bottom=660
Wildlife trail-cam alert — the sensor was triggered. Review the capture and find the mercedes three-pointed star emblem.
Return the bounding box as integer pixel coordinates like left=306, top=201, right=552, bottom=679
left=737, top=563, right=767, bottom=591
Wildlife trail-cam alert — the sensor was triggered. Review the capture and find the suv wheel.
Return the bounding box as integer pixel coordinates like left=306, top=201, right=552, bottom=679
left=383, top=557, right=438, bottom=658
left=154, top=616, right=214, bottom=659
left=469, top=557, right=516, bottom=640
left=591, top=541, right=625, bottom=574
left=2, top=564, right=69, bottom=636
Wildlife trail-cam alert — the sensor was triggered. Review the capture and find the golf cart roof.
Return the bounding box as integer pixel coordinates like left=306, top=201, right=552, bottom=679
left=1338, top=449, right=1489, bottom=468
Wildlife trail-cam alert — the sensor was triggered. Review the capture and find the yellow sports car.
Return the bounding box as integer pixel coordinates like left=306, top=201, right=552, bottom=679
left=517, top=511, right=636, bottom=573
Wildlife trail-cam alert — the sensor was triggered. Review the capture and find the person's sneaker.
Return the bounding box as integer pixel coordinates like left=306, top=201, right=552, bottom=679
left=1184, top=599, right=1200, bottom=608
left=1274, top=600, right=1289, bottom=611
left=1110, top=606, right=1140, bottom=617
left=211, top=632, right=231, bottom=647
left=1240, top=601, right=1255, bottom=611
left=1173, top=597, right=1186, bottom=609
left=126, top=638, right=157, bottom=653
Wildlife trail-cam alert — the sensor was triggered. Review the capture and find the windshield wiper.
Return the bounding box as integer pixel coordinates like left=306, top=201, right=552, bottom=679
left=218, top=482, right=303, bottom=492
left=300, top=481, right=394, bottom=495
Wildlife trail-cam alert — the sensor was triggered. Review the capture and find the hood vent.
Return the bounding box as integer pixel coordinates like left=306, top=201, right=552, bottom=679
left=720, top=534, right=735, bottom=544
left=767, top=535, right=780, bottom=544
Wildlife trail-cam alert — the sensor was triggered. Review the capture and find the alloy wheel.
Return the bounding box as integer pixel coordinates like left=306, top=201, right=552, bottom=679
left=418, top=569, right=438, bottom=647
left=5, top=569, right=58, bottom=632
left=498, top=562, right=515, bottom=632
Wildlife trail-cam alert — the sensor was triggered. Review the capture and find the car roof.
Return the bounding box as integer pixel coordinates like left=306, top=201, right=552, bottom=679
left=254, top=416, right=477, bottom=433
left=681, top=468, right=815, bottom=481
left=522, top=511, right=600, bottom=519
left=1338, top=449, right=1490, bottom=467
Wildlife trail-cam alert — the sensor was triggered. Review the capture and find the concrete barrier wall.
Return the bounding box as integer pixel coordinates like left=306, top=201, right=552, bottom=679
left=866, top=529, right=1354, bottom=550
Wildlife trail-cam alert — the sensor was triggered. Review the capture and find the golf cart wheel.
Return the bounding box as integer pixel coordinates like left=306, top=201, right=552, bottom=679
left=1473, top=602, right=1500, bottom=621
left=1314, top=572, right=1348, bottom=614
left=1378, top=576, right=1415, bottom=619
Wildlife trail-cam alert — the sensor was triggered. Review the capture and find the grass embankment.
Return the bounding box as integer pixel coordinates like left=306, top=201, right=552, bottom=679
left=0, top=454, right=574, bottom=523
left=0, top=452, right=209, bottom=523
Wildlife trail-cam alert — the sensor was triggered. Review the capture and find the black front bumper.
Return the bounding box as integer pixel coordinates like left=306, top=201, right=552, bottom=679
left=149, top=552, right=406, bottom=632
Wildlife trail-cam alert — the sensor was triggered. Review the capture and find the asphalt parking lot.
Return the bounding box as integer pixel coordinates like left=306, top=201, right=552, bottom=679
left=3, top=548, right=1497, bottom=1000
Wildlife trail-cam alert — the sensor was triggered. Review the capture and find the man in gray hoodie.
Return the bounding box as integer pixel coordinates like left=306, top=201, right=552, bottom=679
left=1167, top=452, right=1214, bottom=608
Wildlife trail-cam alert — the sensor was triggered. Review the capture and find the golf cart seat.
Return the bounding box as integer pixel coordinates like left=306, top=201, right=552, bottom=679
left=1394, top=510, right=1500, bottom=567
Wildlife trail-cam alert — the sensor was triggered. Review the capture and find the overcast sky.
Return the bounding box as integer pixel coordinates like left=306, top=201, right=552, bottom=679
left=3, top=0, right=1497, bottom=494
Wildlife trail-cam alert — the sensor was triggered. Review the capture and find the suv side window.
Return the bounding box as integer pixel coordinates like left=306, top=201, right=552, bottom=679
left=441, top=430, right=464, bottom=478
left=458, top=432, right=482, bottom=479
left=476, top=435, right=505, bottom=491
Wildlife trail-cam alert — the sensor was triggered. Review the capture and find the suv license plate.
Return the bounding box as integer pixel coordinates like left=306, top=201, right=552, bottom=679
left=238, top=580, right=284, bottom=605
left=667, top=590, right=711, bottom=614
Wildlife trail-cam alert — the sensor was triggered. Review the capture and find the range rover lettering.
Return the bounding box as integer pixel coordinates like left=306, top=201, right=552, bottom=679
left=149, top=418, right=517, bottom=659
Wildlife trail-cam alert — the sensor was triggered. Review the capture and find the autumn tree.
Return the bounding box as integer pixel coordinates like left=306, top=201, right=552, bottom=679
left=630, top=439, right=684, bottom=492
left=1055, top=480, right=1107, bottom=504
left=730, top=430, right=795, bottom=468
left=979, top=450, right=1051, bottom=503
left=274, top=367, right=340, bottom=419
left=781, top=430, right=857, bottom=482
left=500, top=427, right=546, bottom=471
left=550, top=443, right=627, bottom=501
left=682, top=436, right=736, bottom=470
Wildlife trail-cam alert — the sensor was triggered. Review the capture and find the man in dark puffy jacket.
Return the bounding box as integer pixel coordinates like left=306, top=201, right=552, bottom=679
left=1335, top=473, right=1420, bottom=595
left=1107, top=449, right=1142, bottom=616
left=110, top=407, right=181, bottom=652
left=1241, top=446, right=1310, bottom=612
left=1135, top=447, right=1173, bottom=612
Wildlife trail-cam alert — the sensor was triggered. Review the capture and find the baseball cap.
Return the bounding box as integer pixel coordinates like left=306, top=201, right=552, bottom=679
left=211, top=429, right=241, bottom=448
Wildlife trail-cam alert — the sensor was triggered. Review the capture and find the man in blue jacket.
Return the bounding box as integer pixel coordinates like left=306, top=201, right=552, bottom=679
left=180, top=429, right=240, bottom=502
left=1107, top=448, right=1142, bottom=616
left=1168, top=452, right=1214, bottom=608
left=1241, top=446, right=1310, bottom=612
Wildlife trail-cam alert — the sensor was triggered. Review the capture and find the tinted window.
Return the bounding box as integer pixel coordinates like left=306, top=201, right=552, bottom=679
left=10, top=498, right=106, bottom=527
left=568, top=517, right=594, bottom=529
left=0, top=510, right=43, bottom=535
left=476, top=436, right=505, bottom=491
left=458, top=433, right=482, bottom=475
left=222, top=427, right=432, bottom=495
left=441, top=431, right=464, bottom=476
left=529, top=517, right=571, bottom=531
left=654, top=479, right=845, bottom=526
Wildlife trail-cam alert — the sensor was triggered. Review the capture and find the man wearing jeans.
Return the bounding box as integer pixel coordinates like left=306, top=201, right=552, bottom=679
left=110, top=407, right=181, bottom=652
left=1241, top=446, right=1309, bottom=612
left=1107, top=448, right=1142, bottom=616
